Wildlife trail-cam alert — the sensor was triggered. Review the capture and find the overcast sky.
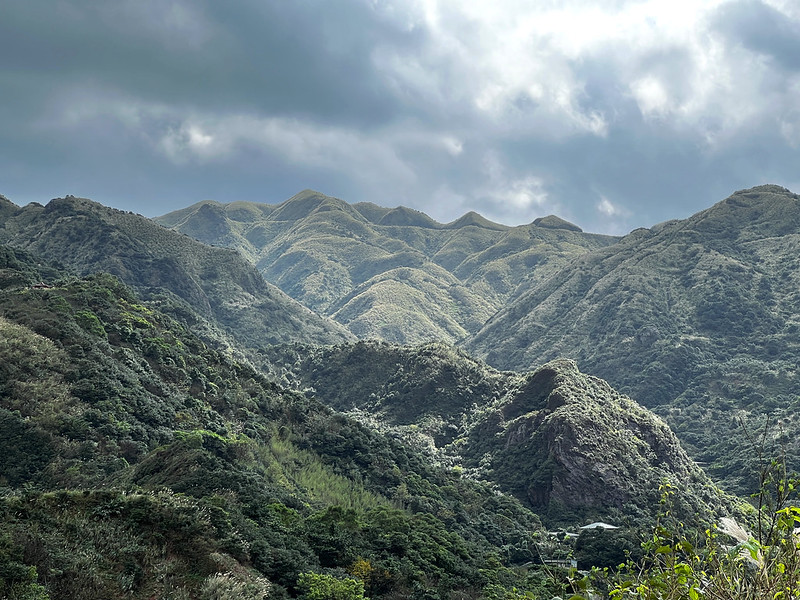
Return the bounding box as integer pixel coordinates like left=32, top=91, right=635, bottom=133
left=1, top=0, right=799, bottom=234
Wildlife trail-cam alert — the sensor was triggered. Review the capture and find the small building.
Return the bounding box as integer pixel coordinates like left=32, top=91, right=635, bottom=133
left=543, top=558, right=578, bottom=569
left=580, top=521, right=619, bottom=530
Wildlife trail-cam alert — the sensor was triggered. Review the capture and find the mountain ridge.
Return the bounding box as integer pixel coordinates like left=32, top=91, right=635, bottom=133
left=156, top=190, right=619, bottom=344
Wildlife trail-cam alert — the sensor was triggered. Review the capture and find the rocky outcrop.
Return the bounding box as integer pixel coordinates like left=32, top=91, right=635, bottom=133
left=276, top=341, right=730, bottom=524
left=464, top=359, right=725, bottom=522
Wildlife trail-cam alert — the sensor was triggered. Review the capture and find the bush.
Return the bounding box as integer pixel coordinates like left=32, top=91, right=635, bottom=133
left=297, top=572, right=367, bottom=600
left=201, top=572, right=271, bottom=600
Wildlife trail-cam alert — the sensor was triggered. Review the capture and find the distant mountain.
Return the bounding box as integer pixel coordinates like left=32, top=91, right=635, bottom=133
left=0, top=195, right=352, bottom=351
left=267, top=341, right=731, bottom=525
left=0, top=246, right=554, bottom=599
left=466, top=185, right=800, bottom=493
left=157, top=190, right=618, bottom=344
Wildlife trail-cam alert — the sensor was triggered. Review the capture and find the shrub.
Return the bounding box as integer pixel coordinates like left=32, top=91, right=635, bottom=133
left=201, top=572, right=271, bottom=600
left=297, top=572, right=368, bottom=600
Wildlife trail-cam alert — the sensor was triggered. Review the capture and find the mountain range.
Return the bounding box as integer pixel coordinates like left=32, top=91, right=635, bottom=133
left=156, top=190, right=617, bottom=344
left=0, top=194, right=352, bottom=352
left=467, top=184, right=800, bottom=492
left=0, top=184, right=794, bottom=598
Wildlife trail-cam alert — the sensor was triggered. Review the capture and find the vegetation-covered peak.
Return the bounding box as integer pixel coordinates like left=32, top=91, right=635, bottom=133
left=688, top=183, right=800, bottom=241
left=533, top=215, right=583, bottom=232
left=444, top=211, right=509, bottom=231
left=376, top=205, right=440, bottom=228
left=271, top=190, right=363, bottom=222
left=0, top=193, right=17, bottom=217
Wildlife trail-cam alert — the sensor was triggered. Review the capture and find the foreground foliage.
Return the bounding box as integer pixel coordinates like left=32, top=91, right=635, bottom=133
left=568, top=474, right=800, bottom=599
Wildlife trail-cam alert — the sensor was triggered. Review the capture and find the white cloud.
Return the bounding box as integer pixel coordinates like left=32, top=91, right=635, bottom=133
left=371, top=0, right=616, bottom=139
left=159, top=124, right=217, bottom=163
left=370, top=0, right=799, bottom=150
left=501, top=176, right=549, bottom=210
left=472, top=150, right=558, bottom=221
left=441, top=136, right=464, bottom=156
left=630, top=76, right=671, bottom=118
left=156, top=114, right=421, bottom=193
left=597, top=196, right=625, bottom=216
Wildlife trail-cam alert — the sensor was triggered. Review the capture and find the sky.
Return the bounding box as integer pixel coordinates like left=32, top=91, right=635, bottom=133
left=1, top=0, right=800, bottom=234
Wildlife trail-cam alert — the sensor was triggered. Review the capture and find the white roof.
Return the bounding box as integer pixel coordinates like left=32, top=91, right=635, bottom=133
left=580, top=521, right=619, bottom=530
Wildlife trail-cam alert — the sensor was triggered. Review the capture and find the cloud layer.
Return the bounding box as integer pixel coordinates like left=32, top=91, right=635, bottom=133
left=1, top=0, right=799, bottom=233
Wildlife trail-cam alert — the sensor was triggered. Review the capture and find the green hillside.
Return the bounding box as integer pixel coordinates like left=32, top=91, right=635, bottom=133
left=0, top=195, right=352, bottom=352
left=0, top=246, right=566, bottom=600
left=2, top=187, right=795, bottom=597
left=466, top=185, right=800, bottom=494
left=156, top=190, right=618, bottom=343
left=267, top=341, right=732, bottom=526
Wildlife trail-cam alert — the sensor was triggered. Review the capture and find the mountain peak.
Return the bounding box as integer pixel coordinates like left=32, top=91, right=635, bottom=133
left=44, top=195, right=124, bottom=218
left=378, top=205, right=440, bottom=228
left=0, top=194, right=18, bottom=219
left=690, top=183, right=800, bottom=239
left=272, top=190, right=355, bottom=221
left=732, top=183, right=793, bottom=196
left=444, top=211, right=509, bottom=231
left=533, top=215, right=583, bottom=232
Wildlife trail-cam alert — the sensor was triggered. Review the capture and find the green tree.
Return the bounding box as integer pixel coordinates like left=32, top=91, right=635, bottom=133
left=297, top=572, right=368, bottom=600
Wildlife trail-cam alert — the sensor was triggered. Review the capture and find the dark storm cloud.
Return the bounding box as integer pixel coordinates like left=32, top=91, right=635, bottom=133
left=0, top=0, right=426, bottom=207
left=712, top=0, right=800, bottom=71
left=0, top=1, right=411, bottom=122
left=1, top=1, right=800, bottom=235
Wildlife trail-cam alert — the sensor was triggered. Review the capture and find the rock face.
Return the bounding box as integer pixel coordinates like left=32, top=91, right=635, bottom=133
left=473, top=359, right=715, bottom=519
left=460, top=359, right=725, bottom=522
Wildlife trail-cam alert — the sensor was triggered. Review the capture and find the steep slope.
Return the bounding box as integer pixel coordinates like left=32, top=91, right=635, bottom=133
left=0, top=249, right=554, bottom=599
left=157, top=190, right=618, bottom=343
left=467, top=185, right=800, bottom=493
left=0, top=195, right=352, bottom=351
left=267, top=341, right=731, bottom=525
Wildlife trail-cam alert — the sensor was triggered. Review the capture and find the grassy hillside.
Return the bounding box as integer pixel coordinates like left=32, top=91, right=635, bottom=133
left=0, top=195, right=352, bottom=353
left=157, top=190, right=618, bottom=343
left=0, top=246, right=568, bottom=599
left=466, top=185, right=800, bottom=494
